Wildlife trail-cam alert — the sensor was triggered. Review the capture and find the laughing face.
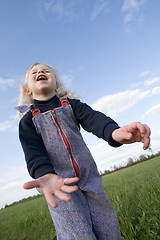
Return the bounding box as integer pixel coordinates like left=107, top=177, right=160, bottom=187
left=27, top=64, right=57, bottom=100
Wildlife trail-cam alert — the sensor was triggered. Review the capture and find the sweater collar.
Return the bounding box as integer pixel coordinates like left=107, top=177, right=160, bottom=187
left=33, top=95, right=58, bottom=105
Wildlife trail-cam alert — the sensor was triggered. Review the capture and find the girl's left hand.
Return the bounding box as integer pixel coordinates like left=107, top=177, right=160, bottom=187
left=23, top=174, right=79, bottom=208
left=112, top=122, right=151, bottom=150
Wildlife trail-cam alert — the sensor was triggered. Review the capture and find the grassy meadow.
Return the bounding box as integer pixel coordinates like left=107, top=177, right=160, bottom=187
left=0, top=157, right=160, bottom=240
left=103, top=156, right=160, bottom=240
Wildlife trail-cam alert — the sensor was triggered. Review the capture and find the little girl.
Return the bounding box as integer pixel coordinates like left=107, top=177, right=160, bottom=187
left=17, top=63, right=151, bottom=240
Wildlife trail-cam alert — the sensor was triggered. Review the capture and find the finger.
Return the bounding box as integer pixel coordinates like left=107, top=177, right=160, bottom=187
left=143, top=136, right=151, bottom=150
left=23, top=180, right=40, bottom=189
left=44, top=191, right=58, bottom=208
left=121, top=131, right=133, bottom=141
left=137, top=124, right=151, bottom=150
left=61, top=185, right=78, bottom=193
left=132, top=122, right=145, bottom=134
left=143, top=124, right=151, bottom=137
left=116, top=130, right=133, bottom=143
left=63, top=177, right=79, bottom=185
left=136, top=123, right=151, bottom=137
left=54, top=190, right=72, bottom=202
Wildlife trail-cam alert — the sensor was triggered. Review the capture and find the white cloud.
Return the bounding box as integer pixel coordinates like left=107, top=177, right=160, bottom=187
left=91, top=89, right=150, bottom=118
left=0, top=165, right=37, bottom=209
left=0, top=114, right=19, bottom=132
left=40, top=0, right=110, bottom=22
left=86, top=126, right=160, bottom=173
left=0, top=77, right=15, bottom=90
left=121, top=0, right=146, bottom=31
left=151, top=129, right=160, bottom=143
left=40, top=0, right=78, bottom=22
left=43, top=0, right=55, bottom=12
left=143, top=104, right=160, bottom=116
left=88, top=136, right=158, bottom=173
left=139, top=71, right=150, bottom=77
left=90, top=0, right=109, bottom=21
left=78, top=66, right=84, bottom=70
left=144, top=77, right=160, bottom=86
left=123, top=12, right=132, bottom=25
left=61, top=73, right=73, bottom=88
left=122, top=0, right=142, bottom=12
left=0, top=121, right=14, bottom=132
left=152, top=86, right=160, bottom=95
left=10, top=96, right=19, bottom=103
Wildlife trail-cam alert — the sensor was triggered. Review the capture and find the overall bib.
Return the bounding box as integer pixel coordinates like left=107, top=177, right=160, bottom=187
left=19, top=99, right=121, bottom=240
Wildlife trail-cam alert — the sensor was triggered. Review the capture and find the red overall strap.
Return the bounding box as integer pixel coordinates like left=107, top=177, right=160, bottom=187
left=31, top=107, right=41, bottom=116
left=31, top=97, right=69, bottom=116
left=60, top=98, right=69, bottom=106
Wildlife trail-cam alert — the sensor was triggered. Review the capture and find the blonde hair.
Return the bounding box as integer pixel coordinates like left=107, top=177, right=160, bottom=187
left=18, top=63, right=78, bottom=118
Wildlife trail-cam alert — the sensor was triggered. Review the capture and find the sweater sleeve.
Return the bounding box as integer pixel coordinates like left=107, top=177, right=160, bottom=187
left=19, top=112, right=56, bottom=179
left=69, top=99, right=122, bottom=147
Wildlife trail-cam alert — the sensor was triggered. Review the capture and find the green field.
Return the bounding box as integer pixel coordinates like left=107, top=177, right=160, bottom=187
left=0, top=157, right=160, bottom=240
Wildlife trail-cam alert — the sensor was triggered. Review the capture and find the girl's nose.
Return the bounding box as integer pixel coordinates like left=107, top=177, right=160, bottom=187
left=38, top=69, right=44, bottom=74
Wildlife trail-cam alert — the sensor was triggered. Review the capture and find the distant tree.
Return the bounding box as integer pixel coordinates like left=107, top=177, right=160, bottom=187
left=138, top=154, right=147, bottom=162
left=147, top=144, right=154, bottom=155
left=113, top=164, right=118, bottom=171
left=104, top=170, right=111, bottom=175
left=127, top=158, right=134, bottom=166
left=100, top=150, right=160, bottom=176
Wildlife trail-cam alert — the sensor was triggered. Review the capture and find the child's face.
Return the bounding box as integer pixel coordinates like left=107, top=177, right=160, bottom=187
left=27, top=64, right=57, bottom=100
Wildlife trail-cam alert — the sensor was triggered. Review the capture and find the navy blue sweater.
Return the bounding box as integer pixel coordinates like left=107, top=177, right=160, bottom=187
left=19, top=95, right=121, bottom=179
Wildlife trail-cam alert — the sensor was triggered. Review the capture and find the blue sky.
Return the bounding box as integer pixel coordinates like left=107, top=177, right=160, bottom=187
left=0, top=0, right=160, bottom=208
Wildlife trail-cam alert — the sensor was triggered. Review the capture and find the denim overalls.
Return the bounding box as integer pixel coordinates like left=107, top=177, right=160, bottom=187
left=17, top=98, right=121, bottom=240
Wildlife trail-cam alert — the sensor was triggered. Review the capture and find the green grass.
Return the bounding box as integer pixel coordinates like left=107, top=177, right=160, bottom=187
left=103, top=157, right=160, bottom=240
left=0, top=157, right=160, bottom=240
left=0, top=196, right=56, bottom=240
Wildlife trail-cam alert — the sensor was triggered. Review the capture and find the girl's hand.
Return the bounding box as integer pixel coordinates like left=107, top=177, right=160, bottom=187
left=112, top=122, right=151, bottom=150
left=23, top=173, right=79, bottom=208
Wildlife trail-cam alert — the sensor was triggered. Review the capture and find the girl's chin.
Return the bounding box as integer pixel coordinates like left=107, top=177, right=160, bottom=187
left=33, top=89, right=56, bottom=99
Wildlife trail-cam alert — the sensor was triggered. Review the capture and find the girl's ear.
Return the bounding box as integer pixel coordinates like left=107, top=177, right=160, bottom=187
left=24, top=85, right=32, bottom=97
left=27, top=89, right=32, bottom=96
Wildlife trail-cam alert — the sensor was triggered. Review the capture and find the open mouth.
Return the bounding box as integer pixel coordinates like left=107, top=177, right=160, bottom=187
left=36, top=75, right=47, bottom=81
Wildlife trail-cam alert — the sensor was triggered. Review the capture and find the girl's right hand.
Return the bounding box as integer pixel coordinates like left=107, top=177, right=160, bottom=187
left=23, top=173, right=79, bottom=208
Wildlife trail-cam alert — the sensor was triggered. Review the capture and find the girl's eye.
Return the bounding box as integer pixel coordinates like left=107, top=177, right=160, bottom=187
left=45, top=70, right=50, bottom=73
left=32, top=71, right=37, bottom=75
